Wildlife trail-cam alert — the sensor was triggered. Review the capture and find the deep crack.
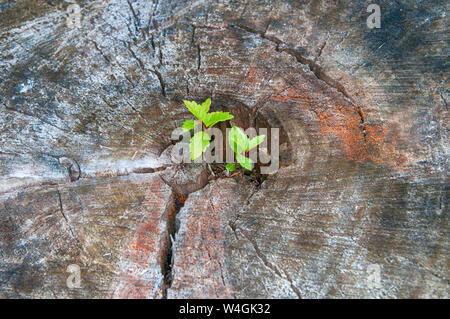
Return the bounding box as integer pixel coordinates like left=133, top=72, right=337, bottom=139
left=160, top=190, right=187, bottom=299
left=146, top=0, right=160, bottom=35
left=197, top=44, right=201, bottom=72
left=151, top=68, right=166, bottom=97
left=159, top=167, right=211, bottom=298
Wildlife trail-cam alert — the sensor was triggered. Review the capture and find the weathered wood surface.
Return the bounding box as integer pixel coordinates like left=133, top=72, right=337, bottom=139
left=0, top=0, right=448, bottom=298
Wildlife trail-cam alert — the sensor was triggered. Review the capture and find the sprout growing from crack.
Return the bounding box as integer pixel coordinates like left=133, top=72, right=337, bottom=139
left=181, top=98, right=265, bottom=172
left=227, top=126, right=265, bottom=171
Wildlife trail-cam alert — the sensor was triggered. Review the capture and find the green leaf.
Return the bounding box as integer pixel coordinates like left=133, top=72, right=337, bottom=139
left=183, top=98, right=233, bottom=128
left=225, top=163, right=236, bottom=172
left=201, top=98, right=211, bottom=113
left=182, top=120, right=200, bottom=132
left=189, top=131, right=210, bottom=161
left=228, top=126, right=248, bottom=153
left=236, top=153, right=252, bottom=170
left=204, top=111, right=234, bottom=128
left=183, top=100, right=208, bottom=122
left=248, top=135, right=265, bottom=150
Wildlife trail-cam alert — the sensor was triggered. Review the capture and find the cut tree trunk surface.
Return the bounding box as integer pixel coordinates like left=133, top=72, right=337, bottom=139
left=0, top=0, right=448, bottom=298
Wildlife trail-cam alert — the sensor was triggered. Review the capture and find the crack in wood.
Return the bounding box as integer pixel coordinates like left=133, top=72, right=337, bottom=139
left=230, top=23, right=367, bottom=139
left=56, top=188, right=89, bottom=259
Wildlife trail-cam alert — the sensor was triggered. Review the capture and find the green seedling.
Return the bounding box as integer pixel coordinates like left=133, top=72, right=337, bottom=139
left=225, top=163, right=236, bottom=172
left=227, top=126, right=265, bottom=171
left=182, top=98, right=233, bottom=160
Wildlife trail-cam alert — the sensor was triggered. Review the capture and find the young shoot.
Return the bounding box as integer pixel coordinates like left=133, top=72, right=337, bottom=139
left=227, top=126, right=265, bottom=171
left=182, top=98, right=233, bottom=160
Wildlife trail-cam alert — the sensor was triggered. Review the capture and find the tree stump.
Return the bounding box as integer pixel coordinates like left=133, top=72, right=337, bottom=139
left=0, top=0, right=447, bottom=298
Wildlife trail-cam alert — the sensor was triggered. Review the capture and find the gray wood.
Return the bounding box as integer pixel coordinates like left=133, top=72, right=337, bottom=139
left=0, top=0, right=448, bottom=298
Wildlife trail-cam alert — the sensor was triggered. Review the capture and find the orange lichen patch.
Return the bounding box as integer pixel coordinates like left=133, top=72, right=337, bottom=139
left=258, top=52, right=270, bottom=59
left=114, top=178, right=168, bottom=299
left=244, top=53, right=273, bottom=88
left=272, top=84, right=408, bottom=167
left=320, top=107, right=407, bottom=166
left=272, top=86, right=308, bottom=102
left=364, top=124, right=408, bottom=166
left=317, top=104, right=366, bottom=162
left=130, top=221, right=158, bottom=259
left=245, top=66, right=269, bottom=88
left=246, top=67, right=257, bottom=85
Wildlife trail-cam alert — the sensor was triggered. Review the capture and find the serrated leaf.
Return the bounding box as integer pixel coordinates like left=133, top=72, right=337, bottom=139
left=183, top=100, right=208, bottom=122
left=248, top=135, right=265, bottom=150
left=182, top=120, right=200, bottom=132
left=204, top=111, right=234, bottom=128
left=236, top=153, right=252, bottom=170
left=225, top=163, right=236, bottom=172
left=201, top=98, right=211, bottom=113
left=228, top=126, right=248, bottom=153
left=189, top=131, right=210, bottom=161
left=183, top=98, right=233, bottom=128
